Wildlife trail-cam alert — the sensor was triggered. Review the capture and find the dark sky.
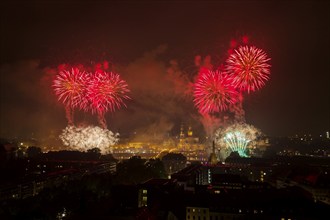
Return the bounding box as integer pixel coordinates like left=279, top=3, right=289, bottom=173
left=0, top=0, right=329, bottom=144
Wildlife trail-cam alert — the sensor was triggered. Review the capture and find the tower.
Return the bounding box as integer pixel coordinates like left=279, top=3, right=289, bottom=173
left=179, top=124, right=185, bottom=150
left=208, top=140, right=218, bottom=165
left=187, top=126, right=193, bottom=137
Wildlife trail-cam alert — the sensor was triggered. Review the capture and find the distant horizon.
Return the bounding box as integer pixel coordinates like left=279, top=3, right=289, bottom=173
left=1, top=128, right=330, bottom=142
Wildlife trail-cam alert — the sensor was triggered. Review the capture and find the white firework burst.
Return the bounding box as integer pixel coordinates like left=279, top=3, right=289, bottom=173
left=60, top=125, right=119, bottom=154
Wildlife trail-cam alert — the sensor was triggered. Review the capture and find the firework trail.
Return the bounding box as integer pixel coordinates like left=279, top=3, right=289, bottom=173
left=215, top=123, right=261, bottom=158
left=87, top=71, right=130, bottom=128
left=226, top=46, right=271, bottom=93
left=228, top=92, right=245, bottom=123
left=193, top=70, right=239, bottom=115
left=60, top=125, right=119, bottom=154
left=199, top=114, right=222, bottom=142
left=53, top=68, right=90, bottom=124
left=64, top=106, right=74, bottom=126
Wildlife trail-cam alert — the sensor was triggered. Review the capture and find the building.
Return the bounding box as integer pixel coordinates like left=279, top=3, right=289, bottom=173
left=171, top=164, right=210, bottom=190
left=186, top=207, right=245, bottom=220
left=162, top=152, right=187, bottom=176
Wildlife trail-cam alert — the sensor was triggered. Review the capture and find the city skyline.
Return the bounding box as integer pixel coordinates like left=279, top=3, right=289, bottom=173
left=1, top=1, right=329, bottom=145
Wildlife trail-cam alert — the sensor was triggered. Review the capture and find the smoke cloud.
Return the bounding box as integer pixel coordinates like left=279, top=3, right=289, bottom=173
left=114, top=45, right=196, bottom=142
left=0, top=60, right=65, bottom=146
left=0, top=46, right=202, bottom=147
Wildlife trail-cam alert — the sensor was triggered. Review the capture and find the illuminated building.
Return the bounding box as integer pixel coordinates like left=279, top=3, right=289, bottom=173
left=186, top=207, right=209, bottom=220
left=138, top=189, right=148, bottom=207
left=178, top=124, right=200, bottom=151
left=176, top=124, right=208, bottom=161
left=111, top=124, right=208, bottom=161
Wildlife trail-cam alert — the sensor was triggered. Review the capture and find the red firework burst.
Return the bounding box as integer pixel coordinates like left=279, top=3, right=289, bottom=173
left=193, top=70, right=239, bottom=114
left=53, top=68, right=90, bottom=110
left=87, top=71, right=130, bottom=115
left=226, top=46, right=271, bottom=93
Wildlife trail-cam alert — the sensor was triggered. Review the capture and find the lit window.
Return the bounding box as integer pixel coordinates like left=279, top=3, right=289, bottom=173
left=142, top=189, right=147, bottom=194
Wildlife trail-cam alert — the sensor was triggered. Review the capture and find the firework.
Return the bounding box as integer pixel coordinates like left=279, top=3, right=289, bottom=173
left=193, top=70, right=239, bottom=114
left=226, top=46, right=271, bottom=93
left=223, top=131, right=249, bottom=157
left=215, top=123, right=260, bottom=157
left=87, top=71, right=130, bottom=127
left=53, top=68, right=90, bottom=110
left=53, top=68, right=90, bottom=124
left=60, top=125, right=119, bottom=154
left=53, top=68, right=130, bottom=128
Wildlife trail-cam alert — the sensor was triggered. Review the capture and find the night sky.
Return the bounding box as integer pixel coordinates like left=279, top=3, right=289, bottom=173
left=0, top=1, right=329, bottom=144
